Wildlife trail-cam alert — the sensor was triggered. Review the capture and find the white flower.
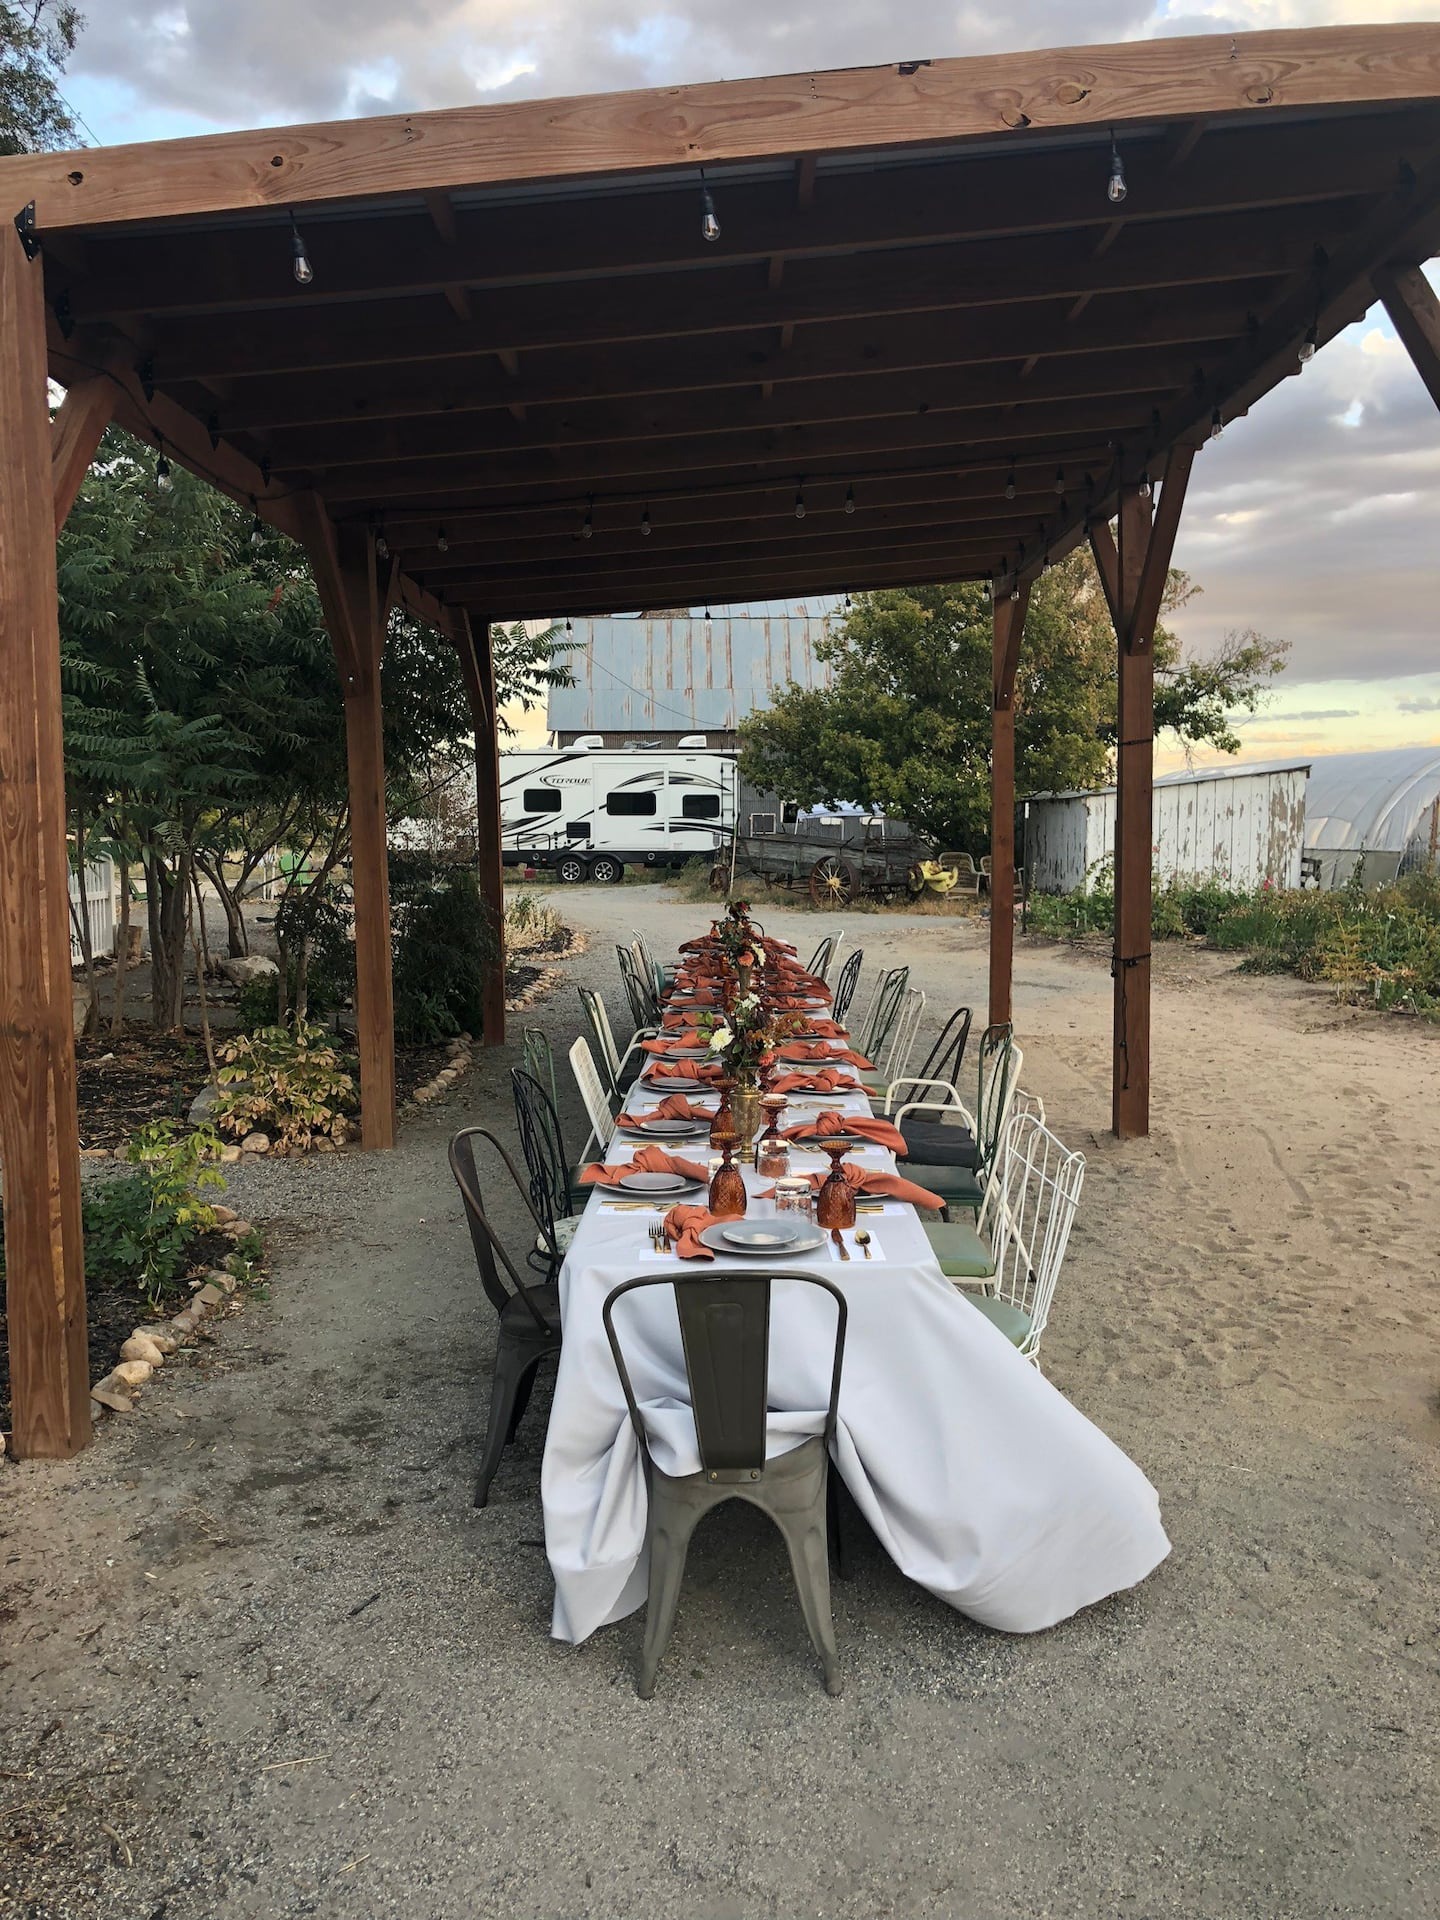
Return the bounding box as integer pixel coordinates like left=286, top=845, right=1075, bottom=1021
left=735, top=993, right=760, bottom=1016
left=708, top=1026, right=734, bottom=1053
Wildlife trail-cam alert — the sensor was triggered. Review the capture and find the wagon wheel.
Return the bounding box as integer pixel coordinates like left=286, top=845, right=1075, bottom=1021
left=904, top=861, right=928, bottom=898
left=708, top=862, right=731, bottom=895
left=809, top=855, right=858, bottom=908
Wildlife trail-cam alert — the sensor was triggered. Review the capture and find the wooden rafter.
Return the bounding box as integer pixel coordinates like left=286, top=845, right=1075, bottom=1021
left=1373, top=260, right=1440, bottom=409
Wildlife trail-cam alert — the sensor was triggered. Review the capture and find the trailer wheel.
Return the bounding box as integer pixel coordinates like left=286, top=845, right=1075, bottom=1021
left=905, top=861, right=927, bottom=898
left=589, top=855, right=625, bottom=884
left=708, top=862, right=731, bottom=894
left=556, top=854, right=588, bottom=884
left=809, top=856, right=858, bottom=908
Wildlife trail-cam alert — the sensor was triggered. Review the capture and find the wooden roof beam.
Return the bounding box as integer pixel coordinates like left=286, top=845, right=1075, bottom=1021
left=1373, top=261, right=1440, bottom=410
left=7, top=26, right=1440, bottom=230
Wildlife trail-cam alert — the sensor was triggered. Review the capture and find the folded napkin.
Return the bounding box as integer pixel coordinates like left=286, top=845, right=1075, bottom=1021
left=775, top=990, right=832, bottom=1009
left=642, top=1057, right=723, bottom=1084
left=760, top=1163, right=946, bottom=1211
left=640, top=1033, right=710, bottom=1055
left=615, top=1092, right=717, bottom=1127
left=663, top=1010, right=711, bottom=1030
left=768, top=1069, right=861, bottom=1095
left=791, top=1017, right=849, bottom=1039
left=659, top=1203, right=723, bottom=1259
left=784, top=1109, right=909, bottom=1155
left=777, top=1040, right=875, bottom=1070
left=580, top=1144, right=709, bottom=1185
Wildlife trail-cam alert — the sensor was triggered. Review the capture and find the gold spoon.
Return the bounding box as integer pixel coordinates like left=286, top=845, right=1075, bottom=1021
left=854, top=1228, right=873, bottom=1260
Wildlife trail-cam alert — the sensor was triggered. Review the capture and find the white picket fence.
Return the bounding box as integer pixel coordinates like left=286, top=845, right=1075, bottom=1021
left=68, top=858, right=116, bottom=967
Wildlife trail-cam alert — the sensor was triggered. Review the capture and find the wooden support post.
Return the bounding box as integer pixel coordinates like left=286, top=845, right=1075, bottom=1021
left=1373, top=262, right=1440, bottom=411
left=988, top=581, right=1031, bottom=1030
left=0, top=216, right=91, bottom=1456
left=297, top=499, right=396, bottom=1149
left=452, top=613, right=507, bottom=1048
left=51, top=369, right=116, bottom=532
left=1090, top=445, right=1194, bottom=1139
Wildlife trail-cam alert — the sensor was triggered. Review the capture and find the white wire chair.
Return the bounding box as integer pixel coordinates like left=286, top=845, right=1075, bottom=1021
left=628, top=940, right=664, bottom=1021
left=966, top=1112, right=1084, bottom=1368
left=568, top=1035, right=617, bottom=1160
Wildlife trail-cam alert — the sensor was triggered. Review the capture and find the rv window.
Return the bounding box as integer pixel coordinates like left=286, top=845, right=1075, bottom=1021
left=750, top=812, right=777, bottom=835
left=606, top=791, right=657, bottom=816
left=681, top=793, right=721, bottom=820
left=565, top=822, right=591, bottom=839
left=523, top=787, right=561, bottom=812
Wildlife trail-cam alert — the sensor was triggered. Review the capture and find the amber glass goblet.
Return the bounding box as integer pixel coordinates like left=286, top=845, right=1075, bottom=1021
left=755, top=1095, right=790, bottom=1180
left=708, top=1077, right=738, bottom=1152
left=815, top=1138, right=858, bottom=1230
left=708, top=1143, right=747, bottom=1221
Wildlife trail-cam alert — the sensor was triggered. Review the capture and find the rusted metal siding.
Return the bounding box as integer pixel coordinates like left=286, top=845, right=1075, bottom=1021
left=546, top=600, right=839, bottom=734
left=1026, top=763, right=1310, bottom=893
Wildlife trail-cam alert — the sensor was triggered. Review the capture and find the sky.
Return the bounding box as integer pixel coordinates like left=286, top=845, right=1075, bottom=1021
left=56, top=0, right=1440, bottom=768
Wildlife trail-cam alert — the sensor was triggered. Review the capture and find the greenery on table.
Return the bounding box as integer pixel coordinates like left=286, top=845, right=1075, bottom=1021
left=737, top=555, right=1288, bottom=851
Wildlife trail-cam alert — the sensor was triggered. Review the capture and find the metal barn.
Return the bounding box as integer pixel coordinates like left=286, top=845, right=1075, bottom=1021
left=1026, top=761, right=1311, bottom=894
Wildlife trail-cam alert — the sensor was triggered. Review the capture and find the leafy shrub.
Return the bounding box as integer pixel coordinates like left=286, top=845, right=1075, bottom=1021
left=83, top=1122, right=226, bottom=1310
left=505, top=890, right=564, bottom=950
left=214, top=1023, right=358, bottom=1149
left=236, top=969, right=281, bottom=1031
left=390, top=853, right=496, bottom=1045
left=237, top=888, right=355, bottom=1033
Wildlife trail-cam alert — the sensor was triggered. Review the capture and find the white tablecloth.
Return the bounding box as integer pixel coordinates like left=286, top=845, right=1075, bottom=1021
left=541, top=1070, right=1170, bottom=1644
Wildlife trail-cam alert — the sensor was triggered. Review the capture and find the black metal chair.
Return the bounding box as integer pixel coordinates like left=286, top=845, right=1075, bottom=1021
left=805, top=934, right=837, bottom=982
left=882, top=1007, right=973, bottom=1122
left=510, top=1067, right=587, bottom=1260
left=896, top=1019, right=1004, bottom=1167
left=449, top=1127, right=564, bottom=1508
left=603, top=1269, right=848, bottom=1699
left=830, top=947, right=864, bottom=1024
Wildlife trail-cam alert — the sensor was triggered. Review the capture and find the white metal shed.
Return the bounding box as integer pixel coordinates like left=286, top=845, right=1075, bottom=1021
left=1025, top=761, right=1311, bottom=895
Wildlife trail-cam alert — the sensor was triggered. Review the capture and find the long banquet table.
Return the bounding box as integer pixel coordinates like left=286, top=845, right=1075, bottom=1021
left=540, top=951, right=1169, bottom=1646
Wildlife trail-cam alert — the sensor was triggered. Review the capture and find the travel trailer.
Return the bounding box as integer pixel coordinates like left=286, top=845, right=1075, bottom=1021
left=499, top=741, right=737, bottom=882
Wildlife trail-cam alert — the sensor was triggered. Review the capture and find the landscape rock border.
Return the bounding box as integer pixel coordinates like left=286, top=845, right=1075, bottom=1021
left=406, top=1032, right=473, bottom=1110
left=86, top=1213, right=259, bottom=1422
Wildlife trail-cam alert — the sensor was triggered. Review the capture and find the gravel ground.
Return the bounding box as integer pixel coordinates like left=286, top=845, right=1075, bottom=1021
left=1, top=884, right=1436, bottom=1920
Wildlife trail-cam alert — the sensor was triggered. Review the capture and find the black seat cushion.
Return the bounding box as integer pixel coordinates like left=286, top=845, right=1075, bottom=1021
left=898, top=1117, right=979, bottom=1167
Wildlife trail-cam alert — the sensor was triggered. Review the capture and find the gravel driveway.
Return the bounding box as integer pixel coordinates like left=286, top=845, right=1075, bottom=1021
left=1, top=882, right=1435, bottom=1920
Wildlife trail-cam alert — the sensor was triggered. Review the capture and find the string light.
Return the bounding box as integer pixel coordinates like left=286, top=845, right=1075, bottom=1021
left=1004, top=464, right=1017, bottom=501
left=844, top=483, right=856, bottom=515
left=1138, top=469, right=1153, bottom=502
left=154, top=437, right=173, bottom=493
left=794, top=483, right=806, bottom=520
left=289, top=212, right=314, bottom=286
left=375, top=524, right=389, bottom=560
left=436, top=527, right=449, bottom=553
left=1210, top=407, right=1224, bottom=442
left=249, top=497, right=264, bottom=547
left=581, top=498, right=594, bottom=539
left=700, top=169, right=720, bottom=244
left=1053, top=466, right=1065, bottom=495
left=1299, top=321, right=1319, bottom=364
left=640, top=505, right=652, bottom=536
left=565, top=618, right=573, bottom=634
left=1107, top=134, right=1127, bottom=205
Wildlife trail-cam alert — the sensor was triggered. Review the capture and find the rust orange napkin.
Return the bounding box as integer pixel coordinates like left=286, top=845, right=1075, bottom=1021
left=777, top=1040, right=875, bottom=1069
left=784, top=1109, right=908, bottom=1155
left=615, top=1092, right=717, bottom=1128
left=768, top=1069, right=861, bottom=1094
left=580, top=1145, right=710, bottom=1185
left=641, top=1057, right=723, bottom=1084
left=660, top=1203, right=723, bottom=1259
left=759, top=1164, right=946, bottom=1210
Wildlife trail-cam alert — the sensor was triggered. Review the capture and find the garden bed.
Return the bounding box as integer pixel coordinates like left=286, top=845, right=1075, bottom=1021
left=75, top=1030, right=213, bottom=1151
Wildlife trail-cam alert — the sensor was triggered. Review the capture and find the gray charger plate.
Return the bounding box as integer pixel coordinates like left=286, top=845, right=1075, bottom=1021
left=698, top=1222, right=825, bottom=1257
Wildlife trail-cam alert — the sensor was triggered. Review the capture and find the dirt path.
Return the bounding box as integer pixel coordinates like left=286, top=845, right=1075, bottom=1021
left=1, top=887, right=1436, bottom=1919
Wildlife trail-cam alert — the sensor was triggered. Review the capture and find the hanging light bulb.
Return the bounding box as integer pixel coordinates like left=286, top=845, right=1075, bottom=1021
left=844, top=483, right=856, bottom=515
left=249, top=497, right=264, bottom=548
left=640, top=505, right=652, bottom=536
left=375, top=525, right=389, bottom=560
left=289, top=212, right=314, bottom=286
left=1299, top=321, right=1319, bottom=364
left=1210, top=407, right=1224, bottom=442
left=581, top=499, right=594, bottom=539
left=794, top=483, right=806, bottom=521
left=700, top=171, right=720, bottom=244
left=155, top=440, right=173, bottom=493
left=843, top=592, right=852, bottom=610
left=565, top=618, right=573, bottom=634
left=1004, top=465, right=1017, bottom=502
left=1107, top=135, right=1127, bottom=205
left=1138, top=468, right=1153, bottom=502
left=436, top=526, right=449, bottom=553
left=1054, top=466, right=1065, bottom=496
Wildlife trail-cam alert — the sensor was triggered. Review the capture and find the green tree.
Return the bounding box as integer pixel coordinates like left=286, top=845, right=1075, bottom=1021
left=737, top=552, right=1288, bottom=850
left=1, top=2, right=82, bottom=155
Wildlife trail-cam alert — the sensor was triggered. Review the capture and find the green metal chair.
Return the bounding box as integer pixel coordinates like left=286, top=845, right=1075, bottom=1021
left=521, top=1026, right=558, bottom=1113
left=603, top=1269, right=848, bottom=1700
left=900, top=1029, right=1024, bottom=1214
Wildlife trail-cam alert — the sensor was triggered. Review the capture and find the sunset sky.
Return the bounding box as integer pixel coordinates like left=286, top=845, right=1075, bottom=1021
left=59, top=3, right=1440, bottom=772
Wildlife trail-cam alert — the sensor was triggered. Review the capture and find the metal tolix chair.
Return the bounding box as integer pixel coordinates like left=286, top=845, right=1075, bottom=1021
left=603, top=1269, right=848, bottom=1700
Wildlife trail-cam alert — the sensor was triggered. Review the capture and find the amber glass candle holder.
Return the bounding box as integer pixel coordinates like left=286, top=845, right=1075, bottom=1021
left=755, top=1095, right=790, bottom=1180
left=815, top=1139, right=858, bottom=1230
left=708, top=1142, right=747, bottom=1221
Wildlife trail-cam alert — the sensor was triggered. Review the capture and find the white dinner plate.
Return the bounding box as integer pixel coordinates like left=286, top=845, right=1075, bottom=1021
left=698, top=1222, right=825, bottom=1257
left=592, top=1169, right=700, bottom=1196
left=632, top=1117, right=711, bottom=1137
left=645, top=1072, right=717, bottom=1090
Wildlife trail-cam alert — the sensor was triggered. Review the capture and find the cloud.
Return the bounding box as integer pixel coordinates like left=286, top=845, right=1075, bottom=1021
left=1230, top=709, right=1361, bottom=725
left=1398, top=694, right=1440, bottom=713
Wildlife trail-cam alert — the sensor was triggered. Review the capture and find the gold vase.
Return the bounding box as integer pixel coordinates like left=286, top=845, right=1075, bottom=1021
left=731, top=1076, right=763, bottom=1156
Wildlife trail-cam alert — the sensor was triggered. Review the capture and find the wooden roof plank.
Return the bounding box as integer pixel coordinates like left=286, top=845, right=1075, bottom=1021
left=5, top=26, right=1440, bottom=231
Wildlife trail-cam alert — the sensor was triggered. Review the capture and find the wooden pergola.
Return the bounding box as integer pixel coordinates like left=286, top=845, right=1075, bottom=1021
left=4, top=24, right=1440, bottom=1458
